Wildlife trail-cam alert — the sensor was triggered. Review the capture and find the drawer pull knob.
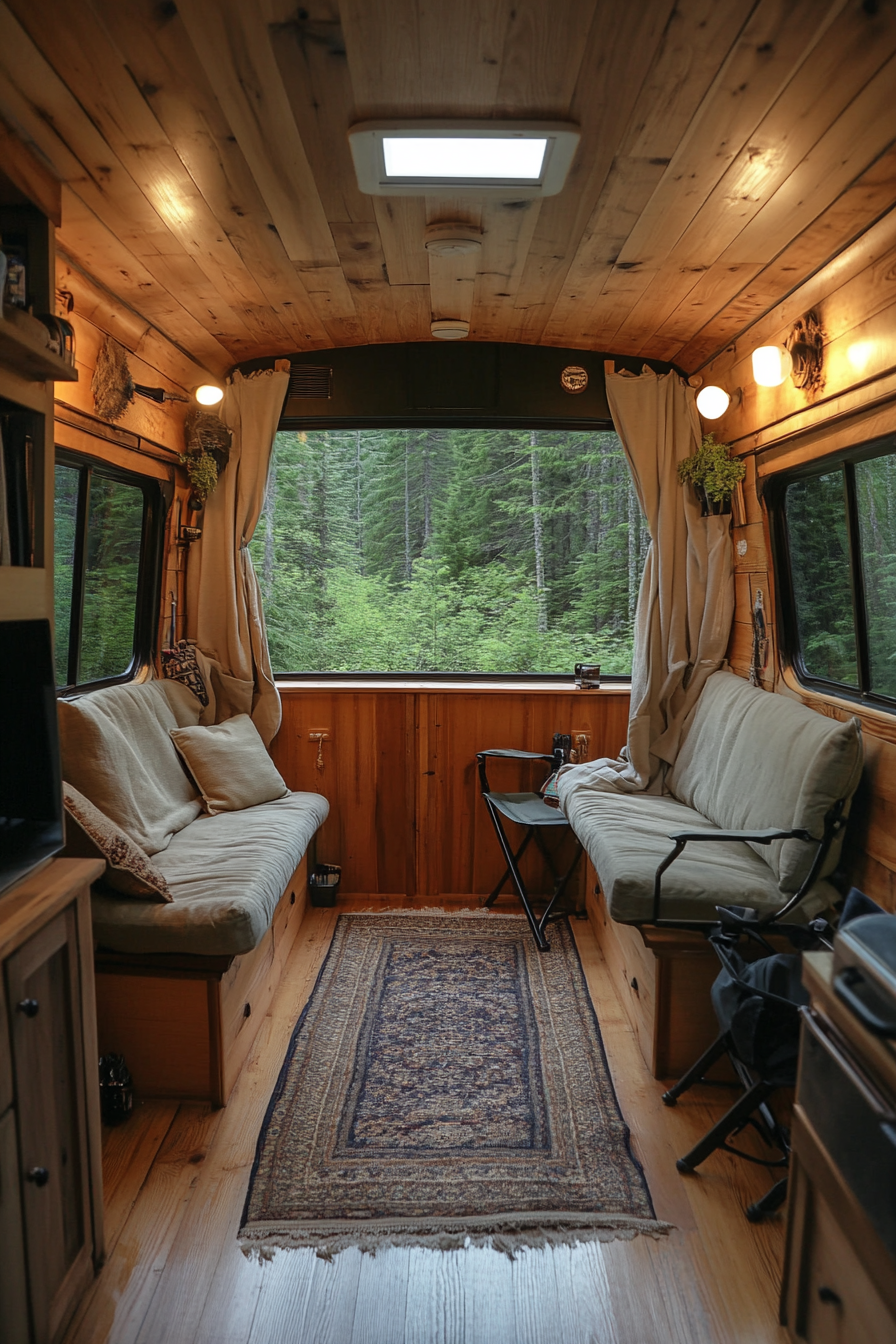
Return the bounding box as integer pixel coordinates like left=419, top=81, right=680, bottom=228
left=290, top=891, right=296, bottom=905
left=16, top=998, right=39, bottom=1018
left=630, top=977, right=639, bottom=993
left=818, top=1286, right=842, bottom=1307
left=26, top=1167, right=49, bottom=1187
left=243, top=1003, right=251, bottom=1019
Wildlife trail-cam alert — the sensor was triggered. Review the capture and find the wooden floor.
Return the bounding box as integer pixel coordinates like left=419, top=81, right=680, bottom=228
left=64, top=898, right=789, bottom=1344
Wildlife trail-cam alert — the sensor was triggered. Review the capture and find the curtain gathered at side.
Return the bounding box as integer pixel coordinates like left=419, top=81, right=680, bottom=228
left=558, top=363, right=735, bottom=804
left=186, top=362, right=289, bottom=746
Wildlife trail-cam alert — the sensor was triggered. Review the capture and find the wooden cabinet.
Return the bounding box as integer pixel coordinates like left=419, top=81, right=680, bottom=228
left=781, top=954, right=896, bottom=1344
left=0, top=858, right=104, bottom=1344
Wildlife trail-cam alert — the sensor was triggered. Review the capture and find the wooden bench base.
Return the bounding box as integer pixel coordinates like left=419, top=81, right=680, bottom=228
left=586, top=879, right=730, bottom=1081
left=94, top=856, right=308, bottom=1107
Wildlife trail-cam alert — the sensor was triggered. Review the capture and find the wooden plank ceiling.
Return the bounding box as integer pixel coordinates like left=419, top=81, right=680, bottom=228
left=1, top=0, right=896, bottom=381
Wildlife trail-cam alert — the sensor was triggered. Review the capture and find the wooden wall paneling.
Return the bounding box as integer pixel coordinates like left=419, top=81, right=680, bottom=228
left=473, top=197, right=542, bottom=340
left=676, top=146, right=896, bottom=372
left=372, top=198, right=430, bottom=287
left=587, top=0, right=839, bottom=349
left=327, top=221, right=403, bottom=345
left=0, top=110, right=60, bottom=222
left=415, top=690, right=630, bottom=900
left=506, top=0, right=676, bottom=346
left=3, top=0, right=301, bottom=355
left=89, top=0, right=336, bottom=351
left=270, top=691, right=414, bottom=898
left=57, top=187, right=234, bottom=375
left=174, top=0, right=339, bottom=268
left=542, top=0, right=759, bottom=346
left=629, top=5, right=896, bottom=355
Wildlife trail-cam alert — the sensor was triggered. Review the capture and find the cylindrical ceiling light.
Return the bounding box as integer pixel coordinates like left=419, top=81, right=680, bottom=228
left=431, top=319, right=470, bottom=340
left=751, top=345, right=793, bottom=388
left=695, top=385, right=730, bottom=419
left=194, top=383, right=225, bottom=406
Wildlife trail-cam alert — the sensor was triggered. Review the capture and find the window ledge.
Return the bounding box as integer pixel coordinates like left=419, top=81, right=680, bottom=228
left=276, top=678, right=632, bottom=694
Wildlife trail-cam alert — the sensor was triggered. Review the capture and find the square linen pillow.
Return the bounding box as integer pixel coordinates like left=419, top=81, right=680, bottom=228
left=63, top=783, right=173, bottom=903
left=169, top=714, right=289, bottom=815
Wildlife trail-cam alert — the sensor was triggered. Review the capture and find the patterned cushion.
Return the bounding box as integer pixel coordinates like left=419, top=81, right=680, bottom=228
left=63, top=783, right=173, bottom=903
left=161, top=639, right=209, bottom=707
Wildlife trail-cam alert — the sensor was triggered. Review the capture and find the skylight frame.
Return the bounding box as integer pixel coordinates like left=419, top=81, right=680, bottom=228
left=348, top=121, right=580, bottom=197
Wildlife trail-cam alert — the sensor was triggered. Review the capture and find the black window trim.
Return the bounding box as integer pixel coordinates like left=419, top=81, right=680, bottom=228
left=767, top=428, right=896, bottom=713
left=55, top=447, right=169, bottom=694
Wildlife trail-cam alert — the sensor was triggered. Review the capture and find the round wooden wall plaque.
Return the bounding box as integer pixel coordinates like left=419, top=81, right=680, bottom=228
left=560, top=365, right=588, bottom=393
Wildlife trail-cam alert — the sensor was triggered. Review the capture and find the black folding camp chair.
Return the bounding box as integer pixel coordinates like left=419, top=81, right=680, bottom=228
left=476, top=748, right=583, bottom=952
left=662, top=908, right=829, bottom=1221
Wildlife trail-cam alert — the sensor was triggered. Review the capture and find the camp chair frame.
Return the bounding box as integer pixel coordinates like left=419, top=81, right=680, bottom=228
left=477, top=748, right=583, bottom=952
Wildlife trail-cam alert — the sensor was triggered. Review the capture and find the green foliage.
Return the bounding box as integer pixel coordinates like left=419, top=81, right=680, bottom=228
left=677, top=433, right=746, bottom=506
left=180, top=449, right=219, bottom=503
left=249, top=427, right=646, bottom=674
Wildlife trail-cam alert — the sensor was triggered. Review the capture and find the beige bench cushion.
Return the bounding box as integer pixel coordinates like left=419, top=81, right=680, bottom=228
left=58, top=679, right=203, bottom=855
left=668, top=671, right=862, bottom=893
left=90, top=791, right=330, bottom=956
left=561, top=788, right=837, bottom=925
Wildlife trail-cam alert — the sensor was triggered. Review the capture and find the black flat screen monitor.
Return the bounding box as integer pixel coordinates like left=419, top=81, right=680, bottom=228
left=0, top=618, right=64, bottom=895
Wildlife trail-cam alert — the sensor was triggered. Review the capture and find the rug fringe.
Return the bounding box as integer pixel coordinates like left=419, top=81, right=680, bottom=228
left=240, top=1213, right=672, bottom=1260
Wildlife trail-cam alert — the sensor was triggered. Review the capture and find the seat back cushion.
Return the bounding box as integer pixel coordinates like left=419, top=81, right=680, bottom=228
left=58, top=679, right=203, bottom=855
left=668, top=671, right=862, bottom=892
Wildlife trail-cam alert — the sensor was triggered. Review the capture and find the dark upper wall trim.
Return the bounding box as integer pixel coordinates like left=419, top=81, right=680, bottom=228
left=236, top=343, right=676, bottom=428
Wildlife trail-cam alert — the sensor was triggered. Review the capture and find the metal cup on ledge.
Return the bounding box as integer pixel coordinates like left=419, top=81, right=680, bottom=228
left=574, top=663, right=601, bottom=689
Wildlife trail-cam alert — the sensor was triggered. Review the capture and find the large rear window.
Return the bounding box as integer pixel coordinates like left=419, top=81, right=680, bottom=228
left=252, top=427, right=646, bottom=675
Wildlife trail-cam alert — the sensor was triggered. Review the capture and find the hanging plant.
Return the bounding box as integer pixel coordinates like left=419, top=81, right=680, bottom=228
left=677, top=433, right=746, bottom=515
left=181, top=408, right=232, bottom=511
left=91, top=336, right=134, bottom=422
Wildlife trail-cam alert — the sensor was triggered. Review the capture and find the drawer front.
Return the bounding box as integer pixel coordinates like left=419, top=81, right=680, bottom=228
left=799, top=1008, right=896, bottom=1259
left=803, top=1185, right=896, bottom=1344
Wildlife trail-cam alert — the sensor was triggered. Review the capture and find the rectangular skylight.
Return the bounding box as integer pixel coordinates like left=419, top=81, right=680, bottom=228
left=348, top=121, right=580, bottom=197
left=382, top=137, right=547, bottom=181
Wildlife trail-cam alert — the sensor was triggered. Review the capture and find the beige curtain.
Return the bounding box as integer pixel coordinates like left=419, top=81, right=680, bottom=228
left=186, top=362, right=289, bottom=745
left=559, top=364, right=734, bottom=798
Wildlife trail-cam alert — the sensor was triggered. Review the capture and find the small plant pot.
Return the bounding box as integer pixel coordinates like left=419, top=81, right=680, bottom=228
left=309, top=863, right=341, bottom=907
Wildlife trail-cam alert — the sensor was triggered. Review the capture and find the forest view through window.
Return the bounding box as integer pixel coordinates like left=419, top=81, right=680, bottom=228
left=251, top=427, right=647, bottom=674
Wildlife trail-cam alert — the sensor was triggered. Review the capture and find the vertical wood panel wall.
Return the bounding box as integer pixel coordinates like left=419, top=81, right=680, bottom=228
left=270, top=685, right=630, bottom=901
left=699, top=203, right=896, bottom=910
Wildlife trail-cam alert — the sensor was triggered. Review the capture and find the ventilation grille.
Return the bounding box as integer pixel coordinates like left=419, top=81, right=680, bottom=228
left=288, top=364, right=333, bottom=399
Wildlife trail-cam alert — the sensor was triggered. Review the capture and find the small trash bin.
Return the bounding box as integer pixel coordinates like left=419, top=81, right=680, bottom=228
left=309, top=862, right=341, bottom=907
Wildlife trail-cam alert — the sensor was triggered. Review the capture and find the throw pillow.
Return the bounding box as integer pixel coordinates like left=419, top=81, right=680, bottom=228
left=169, top=714, right=289, bottom=815
left=63, top=783, right=173, bottom=903
left=161, top=638, right=210, bottom=707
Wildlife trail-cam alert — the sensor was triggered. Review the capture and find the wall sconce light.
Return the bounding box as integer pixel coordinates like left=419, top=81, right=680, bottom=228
left=751, top=345, right=792, bottom=387
left=696, top=385, right=730, bottom=419
left=751, top=311, right=824, bottom=391
left=133, top=381, right=225, bottom=406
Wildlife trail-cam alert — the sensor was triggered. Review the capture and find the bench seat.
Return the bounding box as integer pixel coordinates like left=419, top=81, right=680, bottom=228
left=91, top=791, right=329, bottom=956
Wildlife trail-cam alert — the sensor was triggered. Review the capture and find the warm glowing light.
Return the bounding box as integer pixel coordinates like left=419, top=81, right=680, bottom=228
left=696, top=385, right=730, bottom=419
left=383, top=137, right=547, bottom=180
left=195, top=384, right=224, bottom=406
left=847, top=341, right=874, bottom=371
left=751, top=345, right=793, bottom=387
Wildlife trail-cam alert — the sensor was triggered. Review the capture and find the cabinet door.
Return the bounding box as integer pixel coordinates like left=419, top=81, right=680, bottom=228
left=0, top=1106, right=30, bottom=1344
left=6, top=906, right=93, bottom=1344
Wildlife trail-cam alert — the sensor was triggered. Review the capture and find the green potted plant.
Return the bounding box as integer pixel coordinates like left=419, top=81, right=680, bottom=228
left=180, top=409, right=232, bottom=512
left=677, top=433, right=746, bottom=515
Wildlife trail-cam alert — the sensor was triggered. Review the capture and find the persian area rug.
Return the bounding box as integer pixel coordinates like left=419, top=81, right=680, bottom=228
left=240, top=912, right=667, bottom=1256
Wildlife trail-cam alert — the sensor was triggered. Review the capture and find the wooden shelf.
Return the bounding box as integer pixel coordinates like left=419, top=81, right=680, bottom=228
left=0, top=305, right=77, bottom=384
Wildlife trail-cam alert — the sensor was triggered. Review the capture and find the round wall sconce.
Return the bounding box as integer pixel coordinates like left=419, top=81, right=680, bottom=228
left=695, top=385, right=730, bottom=419
left=194, top=383, right=225, bottom=406
left=751, top=344, right=793, bottom=387
left=431, top=318, right=470, bottom=339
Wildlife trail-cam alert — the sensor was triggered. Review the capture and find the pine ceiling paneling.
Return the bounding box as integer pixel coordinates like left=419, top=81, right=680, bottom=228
left=0, top=0, right=894, bottom=381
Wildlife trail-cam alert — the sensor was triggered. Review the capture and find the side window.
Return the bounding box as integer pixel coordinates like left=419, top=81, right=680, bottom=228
left=776, top=437, right=896, bottom=708
left=54, top=453, right=166, bottom=690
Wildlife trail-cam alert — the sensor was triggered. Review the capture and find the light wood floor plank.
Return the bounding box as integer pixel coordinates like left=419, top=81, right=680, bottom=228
left=66, top=902, right=789, bottom=1344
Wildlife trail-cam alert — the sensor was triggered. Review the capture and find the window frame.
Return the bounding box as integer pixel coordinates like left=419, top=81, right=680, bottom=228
left=54, top=448, right=168, bottom=693
left=768, top=429, right=896, bottom=713
left=264, top=415, right=641, bottom=683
